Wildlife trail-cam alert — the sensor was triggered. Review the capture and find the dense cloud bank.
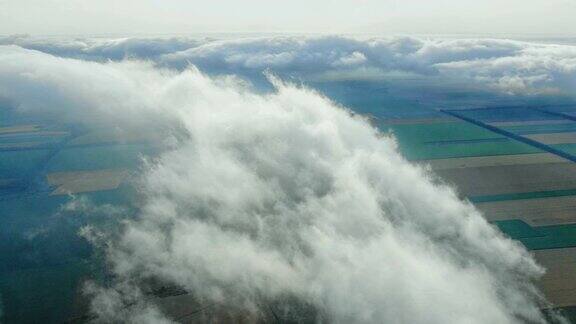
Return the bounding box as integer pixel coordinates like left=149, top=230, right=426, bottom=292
left=0, top=35, right=204, bottom=62
left=0, top=45, right=562, bottom=323
left=161, top=36, right=576, bottom=95
left=4, top=35, right=576, bottom=95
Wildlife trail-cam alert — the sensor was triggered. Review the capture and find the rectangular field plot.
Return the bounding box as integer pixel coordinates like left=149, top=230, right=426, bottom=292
left=501, top=122, right=576, bottom=135
left=477, top=196, right=576, bottom=225
left=383, top=121, right=501, bottom=142
left=46, top=169, right=129, bottom=195
left=401, top=141, right=539, bottom=160
left=525, top=132, right=576, bottom=145
left=452, top=106, right=564, bottom=123
left=420, top=153, right=566, bottom=170
left=383, top=121, right=541, bottom=160
left=534, top=247, right=576, bottom=307
left=436, top=162, right=576, bottom=197
left=0, top=125, right=42, bottom=135
left=494, top=219, right=576, bottom=250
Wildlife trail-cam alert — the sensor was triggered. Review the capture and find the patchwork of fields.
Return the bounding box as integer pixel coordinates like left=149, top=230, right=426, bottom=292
left=4, top=100, right=576, bottom=321
left=384, top=104, right=576, bottom=310
left=0, top=120, right=155, bottom=323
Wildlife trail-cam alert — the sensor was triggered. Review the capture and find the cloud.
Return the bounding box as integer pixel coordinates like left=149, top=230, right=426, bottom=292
left=82, top=280, right=174, bottom=324
left=0, top=35, right=204, bottom=62
left=0, top=45, right=561, bottom=323
left=4, top=35, right=576, bottom=95
left=0, top=45, right=189, bottom=136
left=159, top=36, right=576, bottom=95
left=435, top=45, right=576, bottom=94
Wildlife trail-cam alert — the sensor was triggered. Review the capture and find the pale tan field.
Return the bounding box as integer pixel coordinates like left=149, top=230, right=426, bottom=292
left=0, top=125, right=41, bottom=134
left=46, top=169, right=129, bottom=195
left=526, top=132, right=576, bottom=145
left=420, top=153, right=566, bottom=170
left=534, top=247, right=576, bottom=307
left=432, top=162, right=576, bottom=197
left=0, top=130, right=68, bottom=138
left=476, top=196, right=576, bottom=226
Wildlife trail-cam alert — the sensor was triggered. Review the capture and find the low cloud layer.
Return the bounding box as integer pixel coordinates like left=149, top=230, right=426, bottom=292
left=0, top=35, right=203, bottom=62
left=4, top=35, right=576, bottom=96
left=161, top=36, right=576, bottom=95
left=0, top=44, right=562, bottom=323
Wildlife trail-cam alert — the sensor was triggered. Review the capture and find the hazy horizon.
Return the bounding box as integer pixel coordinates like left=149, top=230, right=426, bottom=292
left=2, top=0, right=576, bottom=36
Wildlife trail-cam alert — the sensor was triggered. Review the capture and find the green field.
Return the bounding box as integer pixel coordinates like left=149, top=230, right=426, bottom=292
left=495, top=219, right=576, bottom=250
left=383, top=122, right=541, bottom=160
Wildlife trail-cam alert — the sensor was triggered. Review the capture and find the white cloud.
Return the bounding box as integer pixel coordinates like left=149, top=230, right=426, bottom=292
left=0, top=45, right=561, bottom=323
left=0, top=35, right=203, bottom=62
left=0, top=45, right=185, bottom=134
left=83, top=281, right=174, bottom=324
left=435, top=44, right=576, bottom=94
left=159, top=36, right=576, bottom=95
left=5, top=35, right=576, bottom=95
left=332, top=51, right=367, bottom=67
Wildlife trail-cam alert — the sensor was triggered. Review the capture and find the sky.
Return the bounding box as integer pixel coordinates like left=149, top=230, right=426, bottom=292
left=1, top=0, right=576, bottom=36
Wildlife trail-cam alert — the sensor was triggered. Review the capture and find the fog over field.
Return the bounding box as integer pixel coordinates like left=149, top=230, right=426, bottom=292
left=2, top=36, right=574, bottom=323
